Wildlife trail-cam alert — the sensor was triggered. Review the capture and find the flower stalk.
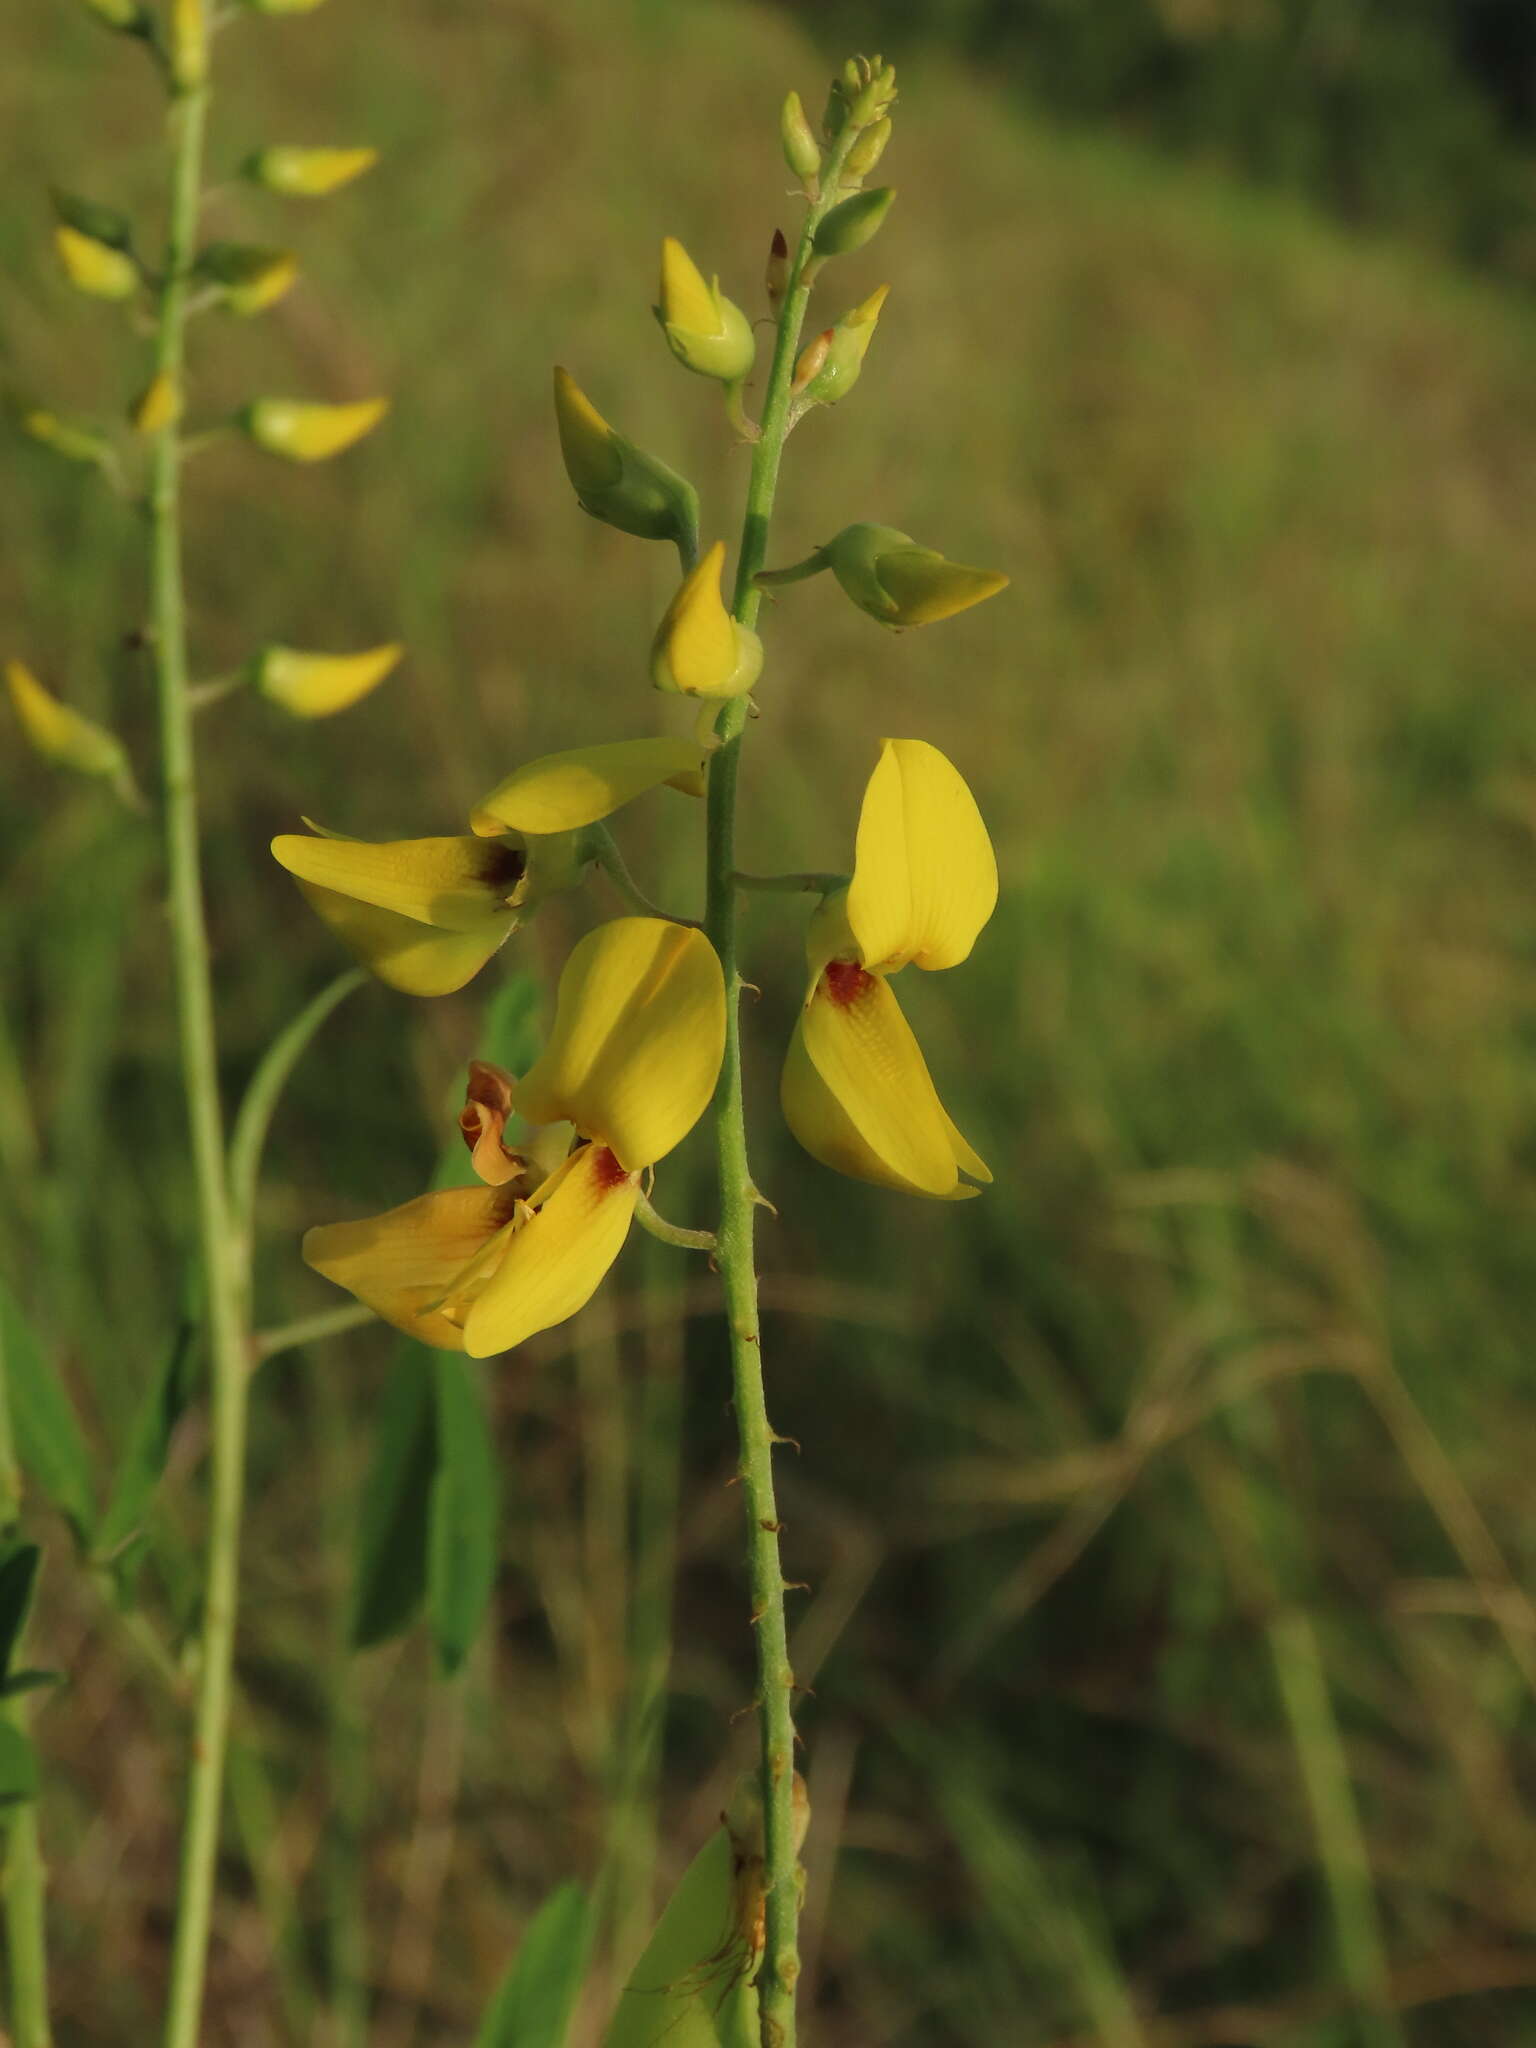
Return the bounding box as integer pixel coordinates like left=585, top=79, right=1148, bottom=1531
left=146, top=56, right=258, bottom=2048
left=706, top=111, right=865, bottom=2048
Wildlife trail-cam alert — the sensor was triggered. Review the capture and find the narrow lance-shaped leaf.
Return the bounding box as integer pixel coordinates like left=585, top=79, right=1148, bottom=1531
left=475, top=1881, right=592, bottom=2048
left=350, top=1344, right=437, bottom=1650
left=0, top=1274, right=96, bottom=1544
left=427, top=1353, right=499, bottom=1676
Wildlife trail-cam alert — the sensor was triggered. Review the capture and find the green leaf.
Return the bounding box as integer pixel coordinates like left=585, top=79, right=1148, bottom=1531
left=475, top=1882, right=591, bottom=2048
left=601, top=1829, right=760, bottom=2048
left=0, top=1274, right=95, bottom=1542
left=480, top=971, right=544, bottom=1081
left=428, top=1355, right=499, bottom=1676
left=350, top=1344, right=437, bottom=1650
left=95, top=1318, right=200, bottom=1562
left=0, top=1545, right=40, bottom=1683
left=0, top=1721, right=39, bottom=1805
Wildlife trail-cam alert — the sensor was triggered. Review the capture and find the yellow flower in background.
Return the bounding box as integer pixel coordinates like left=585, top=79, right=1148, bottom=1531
left=6, top=659, right=140, bottom=806
left=273, top=737, right=708, bottom=992
left=650, top=542, right=763, bottom=700
left=781, top=738, right=996, bottom=1198
left=130, top=372, right=182, bottom=435
left=304, top=920, right=726, bottom=1354
left=247, top=146, right=378, bottom=197
left=54, top=224, right=139, bottom=300
left=254, top=642, right=402, bottom=717
left=242, top=396, right=387, bottom=462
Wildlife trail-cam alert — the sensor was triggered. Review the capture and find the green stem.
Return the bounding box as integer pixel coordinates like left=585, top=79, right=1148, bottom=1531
left=227, top=968, right=365, bottom=1241
left=254, top=1303, right=377, bottom=1363
left=587, top=825, right=699, bottom=928
left=0, top=1312, right=52, bottom=2048
left=706, top=117, right=863, bottom=2048
left=150, top=62, right=255, bottom=2048
left=632, top=1191, right=716, bottom=1253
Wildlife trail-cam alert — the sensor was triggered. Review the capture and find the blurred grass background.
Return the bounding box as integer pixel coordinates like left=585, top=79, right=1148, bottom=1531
left=5, top=0, right=1536, bottom=2042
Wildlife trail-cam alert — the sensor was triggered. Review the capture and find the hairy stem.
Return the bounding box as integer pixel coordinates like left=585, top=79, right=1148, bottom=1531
left=151, top=61, right=256, bottom=2048
left=707, top=119, right=861, bottom=2048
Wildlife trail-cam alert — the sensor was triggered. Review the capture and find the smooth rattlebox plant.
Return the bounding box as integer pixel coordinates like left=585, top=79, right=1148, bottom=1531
left=5, top=21, right=1007, bottom=2048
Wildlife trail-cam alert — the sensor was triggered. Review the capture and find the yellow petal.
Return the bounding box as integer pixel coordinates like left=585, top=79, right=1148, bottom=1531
left=659, top=237, right=719, bottom=337
left=650, top=542, right=763, bottom=700
left=845, top=738, right=998, bottom=973
left=251, top=145, right=379, bottom=196
left=257, top=643, right=402, bottom=718
left=285, top=880, right=517, bottom=995
left=552, top=365, right=622, bottom=497
left=55, top=225, right=138, bottom=300
left=517, top=918, right=725, bottom=1170
left=783, top=967, right=987, bottom=1198
left=458, top=1060, right=528, bottom=1186
left=130, top=372, right=181, bottom=435
left=304, top=1183, right=525, bottom=1351
left=462, top=1142, right=638, bottom=1357
left=470, top=737, right=707, bottom=837
left=271, top=829, right=525, bottom=932
left=245, top=397, right=388, bottom=462
left=875, top=549, right=1008, bottom=626
left=7, top=660, right=128, bottom=781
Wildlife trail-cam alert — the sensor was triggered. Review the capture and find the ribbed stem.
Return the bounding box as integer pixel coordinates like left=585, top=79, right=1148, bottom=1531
left=706, top=121, right=861, bottom=2048
left=151, top=68, right=256, bottom=2048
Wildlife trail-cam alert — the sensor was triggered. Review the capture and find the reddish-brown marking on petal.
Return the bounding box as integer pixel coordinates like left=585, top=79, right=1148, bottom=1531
left=476, top=841, right=527, bottom=890
left=592, top=1144, right=634, bottom=1193
left=821, top=959, right=876, bottom=1008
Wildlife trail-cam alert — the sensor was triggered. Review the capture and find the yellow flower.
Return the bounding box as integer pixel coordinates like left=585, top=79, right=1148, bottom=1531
left=304, top=920, right=726, bottom=1354
left=130, top=372, right=182, bottom=435
left=656, top=238, right=755, bottom=385
left=255, top=642, right=402, bottom=717
left=781, top=738, right=996, bottom=1198
left=54, top=224, right=138, bottom=300
left=650, top=542, right=763, bottom=700
left=273, top=737, right=708, bottom=993
left=197, top=243, right=299, bottom=316
left=248, top=146, right=378, bottom=197
left=552, top=366, right=698, bottom=547
left=6, top=659, right=139, bottom=805
left=821, top=522, right=1007, bottom=627
left=242, top=397, right=388, bottom=463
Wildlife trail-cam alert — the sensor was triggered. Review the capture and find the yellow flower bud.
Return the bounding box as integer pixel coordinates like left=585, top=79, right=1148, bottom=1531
left=196, top=242, right=299, bottom=316
left=130, top=372, right=182, bottom=435
left=255, top=643, right=402, bottom=717
left=54, top=225, right=139, bottom=301
left=552, top=367, right=698, bottom=547
left=650, top=541, right=763, bottom=701
left=822, top=523, right=1008, bottom=628
left=21, top=408, right=115, bottom=469
left=812, top=186, right=895, bottom=260
left=764, top=228, right=790, bottom=307
left=246, top=145, right=379, bottom=196
left=6, top=661, right=139, bottom=804
left=780, top=90, right=821, bottom=186
left=170, top=0, right=207, bottom=89
left=242, top=397, right=388, bottom=462
left=793, top=284, right=888, bottom=409
left=656, top=238, right=755, bottom=386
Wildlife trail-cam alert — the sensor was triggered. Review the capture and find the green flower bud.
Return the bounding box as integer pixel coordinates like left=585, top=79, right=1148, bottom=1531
left=792, top=285, right=888, bottom=408
left=843, top=116, right=892, bottom=184
left=170, top=0, right=207, bottom=90
left=552, top=367, right=698, bottom=547
left=780, top=89, right=821, bottom=186
left=821, top=523, right=1009, bottom=629
left=51, top=190, right=132, bottom=251
left=194, top=242, right=299, bottom=316
left=81, top=0, right=151, bottom=31
left=813, top=185, right=895, bottom=260
left=655, top=238, right=755, bottom=386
